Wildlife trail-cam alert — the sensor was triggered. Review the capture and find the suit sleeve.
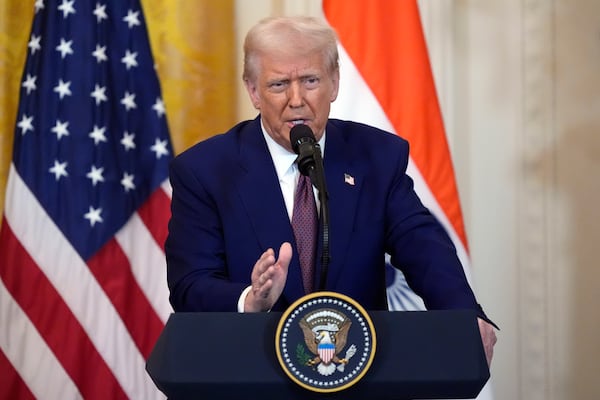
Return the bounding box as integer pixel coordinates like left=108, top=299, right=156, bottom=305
left=383, top=139, right=486, bottom=315
left=165, top=155, right=247, bottom=312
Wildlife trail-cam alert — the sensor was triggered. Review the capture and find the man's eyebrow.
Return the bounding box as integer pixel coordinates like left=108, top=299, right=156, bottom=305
left=266, top=78, right=289, bottom=85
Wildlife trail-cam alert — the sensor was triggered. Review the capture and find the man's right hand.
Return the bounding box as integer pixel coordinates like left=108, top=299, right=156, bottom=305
left=244, top=242, right=292, bottom=312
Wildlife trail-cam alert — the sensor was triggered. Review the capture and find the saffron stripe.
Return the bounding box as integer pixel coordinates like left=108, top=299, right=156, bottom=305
left=323, top=0, right=468, bottom=250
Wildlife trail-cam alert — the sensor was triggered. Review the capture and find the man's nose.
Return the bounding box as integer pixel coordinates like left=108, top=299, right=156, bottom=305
left=288, top=82, right=304, bottom=108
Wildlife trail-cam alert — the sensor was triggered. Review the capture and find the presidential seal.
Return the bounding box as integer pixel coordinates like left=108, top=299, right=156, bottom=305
left=275, top=291, right=376, bottom=393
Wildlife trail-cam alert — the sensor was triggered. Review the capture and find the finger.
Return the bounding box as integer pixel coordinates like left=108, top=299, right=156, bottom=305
left=252, top=248, right=275, bottom=281
left=259, top=248, right=276, bottom=267
left=478, top=319, right=497, bottom=367
left=258, top=279, right=273, bottom=298
left=276, top=242, right=293, bottom=268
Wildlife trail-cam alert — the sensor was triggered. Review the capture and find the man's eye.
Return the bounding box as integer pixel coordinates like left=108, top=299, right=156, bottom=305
left=269, top=82, right=286, bottom=91
left=304, top=77, right=319, bottom=88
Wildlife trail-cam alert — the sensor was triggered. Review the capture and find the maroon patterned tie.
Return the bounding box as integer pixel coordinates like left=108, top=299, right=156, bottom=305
left=292, top=174, right=318, bottom=294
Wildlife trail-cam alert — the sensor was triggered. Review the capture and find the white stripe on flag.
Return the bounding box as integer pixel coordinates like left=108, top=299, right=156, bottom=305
left=115, top=212, right=172, bottom=323
left=161, top=179, right=172, bottom=199
left=3, top=164, right=163, bottom=400
left=330, top=45, right=396, bottom=133
left=0, top=279, right=83, bottom=400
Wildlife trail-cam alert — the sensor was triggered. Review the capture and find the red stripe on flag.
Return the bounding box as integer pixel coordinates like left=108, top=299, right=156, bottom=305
left=323, top=0, right=468, bottom=250
left=137, top=187, right=171, bottom=251
left=86, top=238, right=164, bottom=357
left=0, top=222, right=127, bottom=399
left=0, top=348, right=35, bottom=400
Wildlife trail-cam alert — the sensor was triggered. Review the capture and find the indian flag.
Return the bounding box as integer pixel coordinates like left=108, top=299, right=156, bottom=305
left=322, top=1, right=493, bottom=398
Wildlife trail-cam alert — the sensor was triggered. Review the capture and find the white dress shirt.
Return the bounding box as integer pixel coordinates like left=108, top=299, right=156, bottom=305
left=237, top=121, right=325, bottom=312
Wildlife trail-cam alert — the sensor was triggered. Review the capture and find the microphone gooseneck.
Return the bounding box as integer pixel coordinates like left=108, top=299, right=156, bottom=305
left=289, top=124, right=330, bottom=292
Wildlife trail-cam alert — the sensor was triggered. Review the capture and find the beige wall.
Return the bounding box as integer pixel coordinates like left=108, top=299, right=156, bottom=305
left=234, top=1, right=600, bottom=399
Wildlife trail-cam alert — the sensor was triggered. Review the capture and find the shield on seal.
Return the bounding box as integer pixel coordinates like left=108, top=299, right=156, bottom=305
left=318, top=341, right=335, bottom=364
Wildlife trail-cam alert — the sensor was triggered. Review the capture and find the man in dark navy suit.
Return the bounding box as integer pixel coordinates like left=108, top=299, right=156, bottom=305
left=165, top=16, right=497, bottom=364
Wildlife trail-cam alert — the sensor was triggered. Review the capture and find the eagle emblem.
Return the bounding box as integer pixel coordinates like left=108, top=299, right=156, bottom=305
left=276, top=292, right=376, bottom=393
left=299, top=308, right=357, bottom=376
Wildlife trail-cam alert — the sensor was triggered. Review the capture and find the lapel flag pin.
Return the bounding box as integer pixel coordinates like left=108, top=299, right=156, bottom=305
left=344, top=173, right=355, bottom=186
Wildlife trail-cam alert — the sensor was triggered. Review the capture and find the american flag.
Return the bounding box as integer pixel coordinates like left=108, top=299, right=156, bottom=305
left=0, top=1, right=172, bottom=398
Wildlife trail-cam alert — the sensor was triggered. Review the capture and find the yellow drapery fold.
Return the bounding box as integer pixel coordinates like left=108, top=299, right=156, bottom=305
left=142, top=0, right=237, bottom=155
left=0, top=0, right=35, bottom=215
left=0, top=0, right=236, bottom=216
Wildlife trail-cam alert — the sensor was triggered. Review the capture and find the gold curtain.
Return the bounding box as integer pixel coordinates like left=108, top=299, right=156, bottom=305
left=142, top=0, right=237, bottom=154
left=0, top=0, right=236, bottom=216
left=0, top=0, right=34, bottom=217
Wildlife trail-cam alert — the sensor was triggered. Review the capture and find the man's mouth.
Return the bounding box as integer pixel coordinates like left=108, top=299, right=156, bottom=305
left=288, top=119, right=306, bottom=127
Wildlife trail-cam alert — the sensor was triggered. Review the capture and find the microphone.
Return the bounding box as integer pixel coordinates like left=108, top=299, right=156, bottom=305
left=290, top=124, right=318, bottom=177
left=289, top=124, right=330, bottom=292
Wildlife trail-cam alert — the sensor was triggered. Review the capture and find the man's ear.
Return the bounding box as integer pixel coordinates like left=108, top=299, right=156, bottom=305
left=244, top=78, right=261, bottom=110
left=330, top=68, right=340, bottom=102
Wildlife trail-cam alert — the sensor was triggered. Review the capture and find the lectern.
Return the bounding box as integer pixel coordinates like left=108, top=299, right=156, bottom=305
left=146, top=310, right=489, bottom=399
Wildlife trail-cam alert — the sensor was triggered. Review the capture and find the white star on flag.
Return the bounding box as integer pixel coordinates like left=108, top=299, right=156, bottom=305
left=123, top=9, right=141, bottom=28
left=17, top=114, right=34, bottom=135
left=93, top=3, right=108, bottom=23
left=34, top=0, right=44, bottom=13
left=92, top=44, right=108, bottom=63
left=49, top=160, right=68, bottom=181
left=83, top=206, right=103, bottom=227
left=150, top=138, right=169, bottom=159
left=121, top=131, right=136, bottom=150
left=121, top=50, right=138, bottom=69
left=121, top=91, right=136, bottom=110
left=56, top=38, right=74, bottom=58
left=22, top=74, right=37, bottom=94
left=152, top=97, right=165, bottom=117
left=58, top=0, right=76, bottom=19
left=120, top=172, right=136, bottom=192
left=54, top=79, right=72, bottom=99
left=28, top=34, right=41, bottom=55
left=89, top=125, right=107, bottom=145
left=91, top=84, right=107, bottom=105
left=86, top=165, right=105, bottom=186
left=51, top=119, right=70, bottom=140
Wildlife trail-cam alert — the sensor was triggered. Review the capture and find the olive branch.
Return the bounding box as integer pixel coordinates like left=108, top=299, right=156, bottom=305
left=296, top=343, right=312, bottom=365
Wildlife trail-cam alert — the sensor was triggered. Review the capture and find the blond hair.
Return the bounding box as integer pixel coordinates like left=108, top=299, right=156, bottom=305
left=243, top=16, right=339, bottom=82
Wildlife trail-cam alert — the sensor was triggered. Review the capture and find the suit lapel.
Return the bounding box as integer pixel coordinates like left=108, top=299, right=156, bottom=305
left=320, top=122, right=364, bottom=290
left=235, top=118, right=305, bottom=300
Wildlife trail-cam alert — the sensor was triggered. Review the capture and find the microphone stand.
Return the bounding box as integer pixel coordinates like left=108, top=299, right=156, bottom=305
left=307, top=143, right=330, bottom=291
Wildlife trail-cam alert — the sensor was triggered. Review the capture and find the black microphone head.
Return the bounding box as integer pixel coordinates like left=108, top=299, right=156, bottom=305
left=290, top=124, right=316, bottom=155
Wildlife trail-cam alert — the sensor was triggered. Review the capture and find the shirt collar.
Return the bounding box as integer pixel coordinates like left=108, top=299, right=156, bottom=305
left=261, top=119, right=326, bottom=180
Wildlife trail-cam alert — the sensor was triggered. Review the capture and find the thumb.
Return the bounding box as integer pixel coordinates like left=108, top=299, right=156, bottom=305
left=277, top=242, right=293, bottom=269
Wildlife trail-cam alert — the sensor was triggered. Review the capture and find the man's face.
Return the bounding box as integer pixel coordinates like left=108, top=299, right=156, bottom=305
left=244, top=50, right=339, bottom=153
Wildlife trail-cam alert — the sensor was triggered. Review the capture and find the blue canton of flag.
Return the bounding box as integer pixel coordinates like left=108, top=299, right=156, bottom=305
left=14, top=0, right=172, bottom=259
